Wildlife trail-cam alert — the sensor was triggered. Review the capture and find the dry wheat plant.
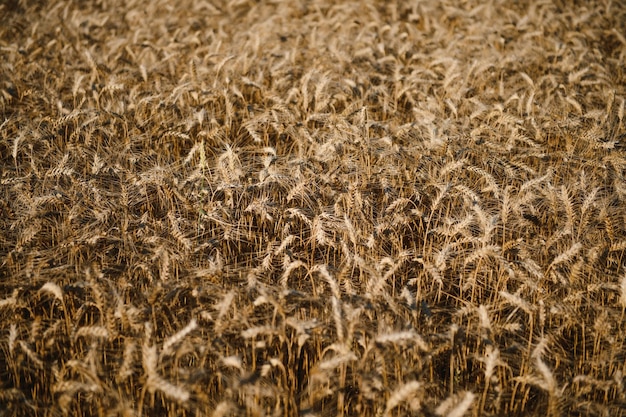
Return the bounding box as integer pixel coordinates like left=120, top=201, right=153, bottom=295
left=1, top=0, right=625, bottom=416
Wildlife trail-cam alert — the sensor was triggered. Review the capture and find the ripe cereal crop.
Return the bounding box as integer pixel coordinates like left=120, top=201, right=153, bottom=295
left=1, top=0, right=625, bottom=416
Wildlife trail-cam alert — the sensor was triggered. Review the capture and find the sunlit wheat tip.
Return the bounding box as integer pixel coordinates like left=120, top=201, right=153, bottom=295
left=383, top=380, right=421, bottom=416
left=435, top=391, right=476, bottom=417
left=162, top=318, right=198, bottom=356
left=39, top=282, right=64, bottom=302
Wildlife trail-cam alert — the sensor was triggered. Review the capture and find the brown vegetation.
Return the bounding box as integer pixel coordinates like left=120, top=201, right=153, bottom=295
left=1, top=0, right=626, bottom=416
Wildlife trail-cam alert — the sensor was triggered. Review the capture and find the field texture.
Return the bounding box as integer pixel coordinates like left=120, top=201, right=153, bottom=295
left=1, top=0, right=626, bottom=416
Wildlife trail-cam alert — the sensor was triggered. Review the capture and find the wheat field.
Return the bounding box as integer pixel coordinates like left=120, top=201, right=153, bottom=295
left=1, top=0, right=625, bottom=416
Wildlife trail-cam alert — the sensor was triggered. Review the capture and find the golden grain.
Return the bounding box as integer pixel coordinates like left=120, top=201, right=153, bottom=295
left=1, top=0, right=625, bottom=415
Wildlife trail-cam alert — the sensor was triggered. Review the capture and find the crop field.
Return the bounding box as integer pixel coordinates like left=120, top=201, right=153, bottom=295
left=1, top=0, right=625, bottom=416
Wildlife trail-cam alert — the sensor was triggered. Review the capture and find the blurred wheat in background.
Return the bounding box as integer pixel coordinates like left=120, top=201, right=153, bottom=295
left=1, top=0, right=625, bottom=416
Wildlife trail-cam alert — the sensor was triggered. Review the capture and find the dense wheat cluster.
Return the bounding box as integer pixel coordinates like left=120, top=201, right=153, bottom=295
left=1, top=0, right=626, bottom=416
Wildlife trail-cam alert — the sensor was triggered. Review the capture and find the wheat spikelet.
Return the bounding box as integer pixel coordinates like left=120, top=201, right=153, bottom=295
left=117, top=340, right=136, bottom=382
left=454, top=184, right=480, bottom=206
left=544, top=227, right=572, bottom=252
left=18, top=341, right=43, bottom=369
left=86, top=266, right=108, bottom=314
left=300, top=69, right=315, bottom=113
left=519, top=168, right=553, bottom=195
left=572, top=374, right=615, bottom=393
left=434, top=243, right=455, bottom=270
left=8, top=324, right=17, bottom=356
left=368, top=257, right=405, bottom=297
left=580, top=186, right=599, bottom=225
left=214, top=291, right=235, bottom=334
left=314, top=71, right=332, bottom=113
left=312, top=264, right=340, bottom=298
left=260, top=242, right=276, bottom=271
left=244, top=197, right=274, bottom=223
left=435, top=391, right=475, bottom=417
left=437, top=214, right=474, bottom=238
left=0, top=388, right=25, bottom=403
left=0, top=289, right=18, bottom=310
left=210, top=401, right=234, bottom=417
left=499, top=291, right=534, bottom=316
left=522, top=256, right=544, bottom=280
left=287, top=179, right=313, bottom=204
left=243, top=118, right=265, bottom=144
left=566, top=94, right=584, bottom=115
left=29, top=316, right=41, bottom=344
left=71, top=73, right=86, bottom=99
left=525, top=90, right=536, bottom=115
left=46, top=152, right=74, bottom=178
left=220, top=355, right=243, bottom=371
left=385, top=197, right=413, bottom=214
left=217, top=144, right=243, bottom=184
left=246, top=267, right=261, bottom=290
left=53, top=380, right=101, bottom=395
left=467, top=165, right=500, bottom=199
left=162, top=318, right=197, bottom=356
left=100, top=79, right=125, bottom=98
left=415, top=257, right=444, bottom=289
left=464, top=245, right=501, bottom=266
left=54, top=379, right=102, bottom=414
left=619, top=274, right=626, bottom=309
left=315, top=352, right=357, bottom=373
left=534, top=351, right=558, bottom=396
left=383, top=380, right=421, bottom=416
left=280, top=260, right=307, bottom=288
left=439, top=158, right=467, bottom=180
left=285, top=317, right=319, bottom=348
left=477, top=304, right=492, bottom=335
left=513, top=337, right=560, bottom=402
left=74, top=326, right=109, bottom=340
left=149, top=245, right=170, bottom=281
left=549, top=242, right=582, bottom=269
left=559, top=185, right=574, bottom=231
left=609, top=240, right=626, bottom=252
left=10, top=131, right=25, bottom=165
left=519, top=71, right=535, bottom=89
left=500, top=322, right=522, bottom=333
left=259, top=357, right=287, bottom=378
left=39, top=282, right=64, bottom=302
left=472, top=204, right=498, bottom=244
left=480, top=345, right=503, bottom=383
left=275, top=234, right=297, bottom=256
left=311, top=214, right=336, bottom=248
left=241, top=325, right=278, bottom=340
left=142, top=333, right=190, bottom=403
left=477, top=343, right=508, bottom=412
left=286, top=207, right=312, bottom=227
left=429, top=183, right=451, bottom=214
left=147, top=373, right=191, bottom=403
left=330, top=296, right=344, bottom=343
left=375, top=330, right=429, bottom=351
left=183, top=140, right=203, bottom=166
